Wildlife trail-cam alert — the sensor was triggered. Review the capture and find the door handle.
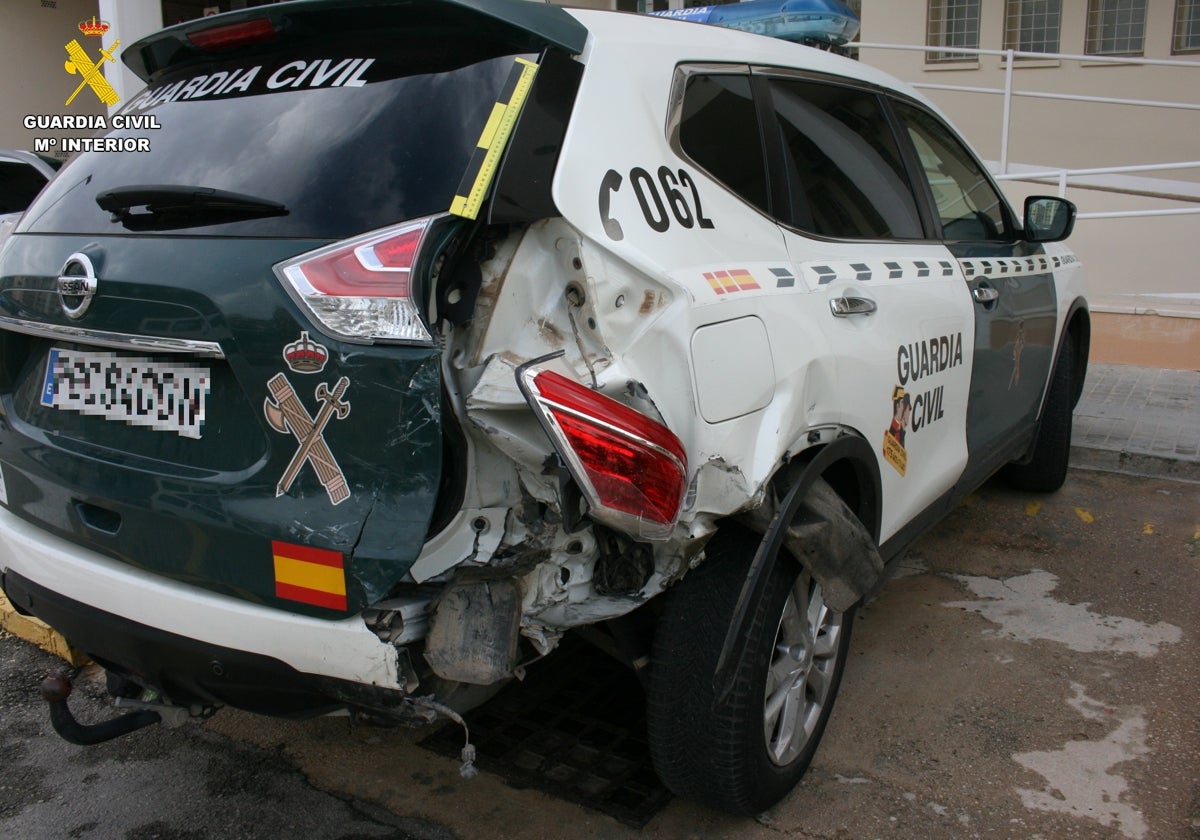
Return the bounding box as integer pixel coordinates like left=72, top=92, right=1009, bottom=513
left=972, top=286, right=1000, bottom=304
left=829, top=296, right=877, bottom=317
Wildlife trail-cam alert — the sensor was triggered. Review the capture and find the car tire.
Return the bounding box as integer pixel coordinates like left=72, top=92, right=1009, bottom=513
left=1004, top=336, right=1076, bottom=493
left=646, top=522, right=854, bottom=815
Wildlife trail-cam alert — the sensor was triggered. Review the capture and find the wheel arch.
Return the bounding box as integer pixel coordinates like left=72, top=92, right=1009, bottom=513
left=1062, top=299, right=1091, bottom=408
left=709, top=430, right=884, bottom=705
left=774, top=430, right=883, bottom=544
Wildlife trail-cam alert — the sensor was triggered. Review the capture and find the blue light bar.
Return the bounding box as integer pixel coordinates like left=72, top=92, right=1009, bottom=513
left=648, top=0, right=860, bottom=47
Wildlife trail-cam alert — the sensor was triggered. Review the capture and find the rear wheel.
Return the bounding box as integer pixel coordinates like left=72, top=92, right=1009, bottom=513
left=1004, top=336, right=1076, bottom=492
left=647, top=524, right=854, bottom=815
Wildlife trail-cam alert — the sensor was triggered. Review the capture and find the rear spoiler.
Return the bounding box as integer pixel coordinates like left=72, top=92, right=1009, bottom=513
left=123, top=0, right=588, bottom=82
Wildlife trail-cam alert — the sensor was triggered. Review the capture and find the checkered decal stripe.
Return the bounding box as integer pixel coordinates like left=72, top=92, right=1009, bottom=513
left=802, top=260, right=956, bottom=285
left=801, top=255, right=1074, bottom=286
left=958, top=255, right=1076, bottom=278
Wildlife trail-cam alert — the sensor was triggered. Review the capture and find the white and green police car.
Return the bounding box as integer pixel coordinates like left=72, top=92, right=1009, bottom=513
left=0, top=0, right=1086, bottom=815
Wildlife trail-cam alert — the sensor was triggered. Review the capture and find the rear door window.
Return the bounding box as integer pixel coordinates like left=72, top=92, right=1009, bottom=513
left=766, top=78, right=923, bottom=240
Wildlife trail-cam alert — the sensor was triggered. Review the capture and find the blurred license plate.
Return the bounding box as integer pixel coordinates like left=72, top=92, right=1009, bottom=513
left=40, top=348, right=210, bottom=439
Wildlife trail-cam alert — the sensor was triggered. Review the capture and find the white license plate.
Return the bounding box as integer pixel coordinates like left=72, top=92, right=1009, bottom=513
left=40, top=348, right=210, bottom=439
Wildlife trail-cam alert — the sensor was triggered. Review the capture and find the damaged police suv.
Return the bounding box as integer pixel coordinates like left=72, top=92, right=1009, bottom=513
left=0, top=0, right=1087, bottom=815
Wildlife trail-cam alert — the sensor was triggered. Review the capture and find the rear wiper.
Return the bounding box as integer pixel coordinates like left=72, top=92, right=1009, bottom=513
left=96, top=184, right=288, bottom=231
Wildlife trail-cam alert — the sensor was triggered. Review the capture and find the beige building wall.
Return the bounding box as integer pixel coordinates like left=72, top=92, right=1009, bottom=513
left=1, top=0, right=106, bottom=155
left=859, top=0, right=1200, bottom=369
left=859, top=1, right=1200, bottom=171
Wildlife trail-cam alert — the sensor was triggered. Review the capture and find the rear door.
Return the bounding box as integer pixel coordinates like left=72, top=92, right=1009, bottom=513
left=757, top=72, right=975, bottom=542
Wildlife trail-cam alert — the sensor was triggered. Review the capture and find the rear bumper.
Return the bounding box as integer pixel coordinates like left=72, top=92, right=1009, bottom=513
left=0, top=506, right=403, bottom=708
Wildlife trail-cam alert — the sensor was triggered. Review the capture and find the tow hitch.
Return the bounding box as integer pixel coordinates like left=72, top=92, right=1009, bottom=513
left=39, top=674, right=162, bottom=746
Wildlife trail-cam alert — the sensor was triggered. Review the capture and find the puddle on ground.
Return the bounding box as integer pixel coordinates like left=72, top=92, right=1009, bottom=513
left=1013, top=683, right=1150, bottom=840
left=944, top=569, right=1182, bottom=657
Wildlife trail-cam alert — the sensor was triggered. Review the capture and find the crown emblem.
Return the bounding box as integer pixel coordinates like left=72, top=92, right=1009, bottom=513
left=283, top=332, right=329, bottom=374
left=78, top=16, right=111, bottom=37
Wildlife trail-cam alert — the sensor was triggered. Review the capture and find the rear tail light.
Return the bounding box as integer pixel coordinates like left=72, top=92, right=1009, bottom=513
left=520, top=368, right=688, bottom=541
left=274, top=216, right=436, bottom=344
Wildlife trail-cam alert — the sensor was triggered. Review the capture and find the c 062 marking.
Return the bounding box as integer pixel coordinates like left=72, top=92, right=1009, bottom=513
left=599, top=166, right=714, bottom=241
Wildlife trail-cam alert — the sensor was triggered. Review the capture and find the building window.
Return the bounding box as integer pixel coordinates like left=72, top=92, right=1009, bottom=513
left=1175, top=0, right=1200, bottom=52
left=1085, top=0, right=1147, bottom=56
left=1004, top=0, right=1062, bottom=54
left=926, top=0, right=981, bottom=62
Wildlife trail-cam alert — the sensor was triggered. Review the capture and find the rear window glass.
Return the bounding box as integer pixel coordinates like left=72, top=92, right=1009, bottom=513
left=21, top=44, right=533, bottom=239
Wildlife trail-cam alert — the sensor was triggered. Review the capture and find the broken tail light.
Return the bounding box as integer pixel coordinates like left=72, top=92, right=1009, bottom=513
left=274, top=216, right=436, bottom=344
left=520, top=368, right=688, bottom=541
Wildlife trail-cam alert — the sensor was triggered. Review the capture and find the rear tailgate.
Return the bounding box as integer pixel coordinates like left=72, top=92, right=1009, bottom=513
left=0, top=0, right=586, bottom=618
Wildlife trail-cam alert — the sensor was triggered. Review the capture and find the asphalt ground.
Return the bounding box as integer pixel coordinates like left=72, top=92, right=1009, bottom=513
left=1, top=468, right=1197, bottom=839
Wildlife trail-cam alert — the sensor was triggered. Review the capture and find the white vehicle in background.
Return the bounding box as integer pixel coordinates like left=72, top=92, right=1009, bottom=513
left=0, top=0, right=1087, bottom=816
left=0, top=149, right=61, bottom=239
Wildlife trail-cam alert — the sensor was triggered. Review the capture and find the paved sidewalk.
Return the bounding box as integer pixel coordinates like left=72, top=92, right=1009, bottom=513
left=1071, top=363, right=1200, bottom=482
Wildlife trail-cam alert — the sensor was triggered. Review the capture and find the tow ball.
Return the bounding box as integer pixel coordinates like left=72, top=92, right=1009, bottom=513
left=39, top=674, right=162, bottom=745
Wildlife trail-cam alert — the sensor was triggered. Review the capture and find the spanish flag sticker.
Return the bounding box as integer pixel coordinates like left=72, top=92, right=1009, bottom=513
left=272, top=540, right=347, bottom=611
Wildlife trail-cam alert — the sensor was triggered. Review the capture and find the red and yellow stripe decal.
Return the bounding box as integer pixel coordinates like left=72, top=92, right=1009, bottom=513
left=272, top=540, right=347, bottom=611
left=703, top=269, right=761, bottom=295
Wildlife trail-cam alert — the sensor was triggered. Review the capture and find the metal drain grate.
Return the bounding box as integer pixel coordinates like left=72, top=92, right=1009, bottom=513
left=419, top=637, right=672, bottom=827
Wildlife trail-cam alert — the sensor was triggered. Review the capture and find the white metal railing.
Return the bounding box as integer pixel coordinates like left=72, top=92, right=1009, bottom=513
left=994, top=163, right=1200, bottom=219
left=857, top=42, right=1200, bottom=220
left=859, top=44, right=1195, bottom=174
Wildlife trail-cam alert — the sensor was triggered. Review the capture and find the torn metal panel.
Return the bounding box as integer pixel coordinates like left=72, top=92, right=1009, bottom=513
left=782, top=479, right=883, bottom=612
left=424, top=578, right=523, bottom=685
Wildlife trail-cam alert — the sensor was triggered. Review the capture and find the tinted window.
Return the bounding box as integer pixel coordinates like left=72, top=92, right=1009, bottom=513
left=0, top=161, right=49, bottom=215
left=678, top=74, right=770, bottom=215
left=21, top=46, right=532, bottom=239
left=769, top=79, right=923, bottom=240
left=895, top=103, right=1012, bottom=241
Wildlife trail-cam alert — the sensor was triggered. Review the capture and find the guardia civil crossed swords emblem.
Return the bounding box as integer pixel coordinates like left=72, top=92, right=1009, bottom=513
left=263, top=333, right=352, bottom=506
left=65, top=17, right=120, bottom=107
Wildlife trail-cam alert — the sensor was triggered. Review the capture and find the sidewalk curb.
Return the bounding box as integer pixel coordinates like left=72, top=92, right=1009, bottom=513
left=0, top=591, right=89, bottom=667
left=1070, top=445, right=1200, bottom=484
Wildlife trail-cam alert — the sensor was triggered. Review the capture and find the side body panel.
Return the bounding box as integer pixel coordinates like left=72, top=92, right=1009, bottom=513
left=779, top=236, right=974, bottom=542
left=952, top=241, right=1060, bottom=482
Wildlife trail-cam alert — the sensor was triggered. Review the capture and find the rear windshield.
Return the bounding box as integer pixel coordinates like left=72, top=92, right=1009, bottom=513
left=21, top=42, right=532, bottom=239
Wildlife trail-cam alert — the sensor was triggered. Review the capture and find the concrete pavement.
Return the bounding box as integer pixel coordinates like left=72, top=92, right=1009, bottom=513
left=1071, top=363, right=1200, bottom=483
left=3, top=466, right=1196, bottom=839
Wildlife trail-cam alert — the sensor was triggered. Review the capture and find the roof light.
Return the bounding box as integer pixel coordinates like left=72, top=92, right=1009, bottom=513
left=520, top=368, right=688, bottom=541
left=647, top=0, right=860, bottom=47
left=187, top=18, right=278, bottom=51
left=274, top=217, right=435, bottom=344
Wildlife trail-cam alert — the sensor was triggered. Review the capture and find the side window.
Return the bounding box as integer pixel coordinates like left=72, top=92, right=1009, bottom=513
left=767, top=78, right=924, bottom=240
left=894, top=103, right=1013, bottom=241
left=0, top=161, right=49, bottom=215
left=678, top=74, right=771, bottom=216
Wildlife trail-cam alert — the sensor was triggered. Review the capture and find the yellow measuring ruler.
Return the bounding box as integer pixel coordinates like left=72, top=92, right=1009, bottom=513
left=449, top=56, right=539, bottom=221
